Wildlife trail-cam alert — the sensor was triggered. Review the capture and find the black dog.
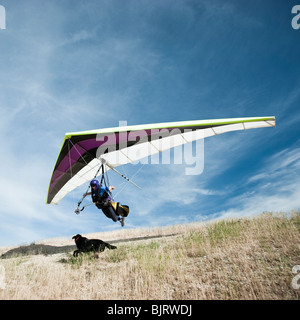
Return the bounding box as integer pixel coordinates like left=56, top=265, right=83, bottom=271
left=72, top=234, right=117, bottom=257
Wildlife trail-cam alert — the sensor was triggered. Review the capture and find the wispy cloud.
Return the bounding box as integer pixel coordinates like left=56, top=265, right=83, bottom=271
left=208, top=145, right=300, bottom=221
left=0, top=0, right=299, bottom=246
left=249, top=148, right=300, bottom=183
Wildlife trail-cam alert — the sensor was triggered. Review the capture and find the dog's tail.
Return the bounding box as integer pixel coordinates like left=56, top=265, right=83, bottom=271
left=105, top=242, right=117, bottom=250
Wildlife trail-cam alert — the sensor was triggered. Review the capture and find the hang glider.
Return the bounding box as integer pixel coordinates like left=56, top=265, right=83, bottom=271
left=47, top=116, right=275, bottom=205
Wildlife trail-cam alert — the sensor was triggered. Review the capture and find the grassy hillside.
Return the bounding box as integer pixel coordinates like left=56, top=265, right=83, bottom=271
left=0, top=211, right=299, bottom=300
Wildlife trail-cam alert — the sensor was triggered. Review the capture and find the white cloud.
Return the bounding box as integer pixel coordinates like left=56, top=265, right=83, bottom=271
left=70, top=30, right=95, bottom=43
left=121, top=162, right=219, bottom=220
left=209, top=146, right=300, bottom=221
left=248, top=147, right=300, bottom=186
left=0, top=0, right=299, bottom=246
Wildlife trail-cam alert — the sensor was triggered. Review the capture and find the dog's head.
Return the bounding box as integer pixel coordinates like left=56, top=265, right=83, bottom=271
left=72, top=234, right=82, bottom=242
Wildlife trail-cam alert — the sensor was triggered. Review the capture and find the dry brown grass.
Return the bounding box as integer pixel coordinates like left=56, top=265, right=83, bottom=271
left=0, top=211, right=299, bottom=300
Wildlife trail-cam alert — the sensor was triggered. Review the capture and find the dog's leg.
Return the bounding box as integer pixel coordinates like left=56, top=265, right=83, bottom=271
left=93, top=253, right=99, bottom=259
left=73, top=250, right=80, bottom=257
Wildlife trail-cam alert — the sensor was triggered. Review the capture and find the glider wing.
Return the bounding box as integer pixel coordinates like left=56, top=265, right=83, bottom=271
left=47, top=116, right=275, bottom=204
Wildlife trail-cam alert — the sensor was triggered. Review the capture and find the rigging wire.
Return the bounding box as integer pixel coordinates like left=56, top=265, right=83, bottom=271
left=66, top=138, right=143, bottom=212
left=113, top=163, right=145, bottom=198
left=75, top=162, right=104, bottom=214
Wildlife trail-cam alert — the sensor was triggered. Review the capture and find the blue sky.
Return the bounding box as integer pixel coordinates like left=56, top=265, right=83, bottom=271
left=0, top=0, right=300, bottom=246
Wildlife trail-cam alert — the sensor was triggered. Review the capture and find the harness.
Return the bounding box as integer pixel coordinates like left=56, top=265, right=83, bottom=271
left=74, top=161, right=132, bottom=215
left=92, top=186, right=110, bottom=208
